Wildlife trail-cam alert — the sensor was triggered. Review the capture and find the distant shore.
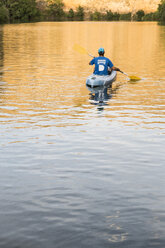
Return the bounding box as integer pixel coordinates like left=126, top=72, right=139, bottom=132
left=0, top=0, right=165, bottom=25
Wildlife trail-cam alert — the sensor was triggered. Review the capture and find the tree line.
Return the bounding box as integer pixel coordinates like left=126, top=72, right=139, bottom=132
left=0, top=0, right=165, bottom=24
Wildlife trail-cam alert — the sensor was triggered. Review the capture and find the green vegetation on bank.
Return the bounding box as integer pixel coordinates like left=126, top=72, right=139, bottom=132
left=0, top=0, right=165, bottom=24
left=157, top=0, right=165, bottom=23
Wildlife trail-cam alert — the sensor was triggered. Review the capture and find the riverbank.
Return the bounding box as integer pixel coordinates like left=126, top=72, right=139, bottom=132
left=0, top=0, right=165, bottom=24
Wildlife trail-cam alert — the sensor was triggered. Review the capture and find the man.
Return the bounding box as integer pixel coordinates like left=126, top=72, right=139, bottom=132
left=89, top=47, right=120, bottom=75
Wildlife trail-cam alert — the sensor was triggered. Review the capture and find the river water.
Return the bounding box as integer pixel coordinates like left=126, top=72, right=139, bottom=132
left=0, top=22, right=165, bottom=248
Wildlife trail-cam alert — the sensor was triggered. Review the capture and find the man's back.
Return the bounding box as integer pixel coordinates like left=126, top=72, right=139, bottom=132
left=89, top=56, right=114, bottom=75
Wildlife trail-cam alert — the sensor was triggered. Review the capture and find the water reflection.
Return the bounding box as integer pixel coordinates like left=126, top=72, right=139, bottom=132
left=87, top=82, right=122, bottom=111
left=0, top=26, right=5, bottom=98
left=0, top=22, right=164, bottom=132
left=0, top=26, right=3, bottom=68
left=0, top=23, right=164, bottom=129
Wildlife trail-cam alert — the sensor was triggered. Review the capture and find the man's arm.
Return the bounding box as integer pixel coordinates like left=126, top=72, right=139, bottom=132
left=89, top=58, right=95, bottom=65
left=108, top=66, right=120, bottom=74
left=107, top=59, right=120, bottom=71
left=112, top=66, right=120, bottom=71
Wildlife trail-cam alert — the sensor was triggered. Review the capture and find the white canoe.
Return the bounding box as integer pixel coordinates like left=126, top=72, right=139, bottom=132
left=86, top=70, right=117, bottom=88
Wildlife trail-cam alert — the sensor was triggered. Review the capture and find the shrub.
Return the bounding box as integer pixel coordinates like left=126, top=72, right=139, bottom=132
left=120, top=12, right=131, bottom=21
left=105, top=10, right=114, bottom=21
left=0, top=2, right=9, bottom=23
left=3, top=0, right=39, bottom=22
left=90, top=11, right=102, bottom=21
left=135, top=10, right=145, bottom=21
left=143, top=12, right=157, bottom=21
left=75, top=6, right=84, bottom=21
left=157, top=0, right=165, bottom=23
left=46, top=0, right=65, bottom=20
left=113, top=12, right=120, bottom=20
left=105, top=10, right=120, bottom=21
left=67, top=8, right=74, bottom=20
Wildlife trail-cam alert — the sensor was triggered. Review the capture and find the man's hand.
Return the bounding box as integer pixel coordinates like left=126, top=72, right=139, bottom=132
left=114, top=67, right=120, bottom=71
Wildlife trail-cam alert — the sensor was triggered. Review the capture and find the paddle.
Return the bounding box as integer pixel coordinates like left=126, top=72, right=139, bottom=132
left=73, top=44, right=94, bottom=58
left=73, top=44, right=141, bottom=81
left=118, top=70, right=141, bottom=81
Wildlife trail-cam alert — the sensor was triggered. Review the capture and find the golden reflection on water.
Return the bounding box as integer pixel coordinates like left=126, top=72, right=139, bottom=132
left=0, top=22, right=165, bottom=128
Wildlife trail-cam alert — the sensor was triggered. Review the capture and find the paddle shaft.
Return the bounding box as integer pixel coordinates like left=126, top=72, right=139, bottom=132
left=88, top=53, right=95, bottom=58
left=118, top=70, right=141, bottom=81
left=118, top=70, right=129, bottom=77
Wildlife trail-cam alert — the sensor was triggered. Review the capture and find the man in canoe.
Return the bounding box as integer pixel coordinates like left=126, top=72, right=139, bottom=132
left=89, top=47, right=120, bottom=75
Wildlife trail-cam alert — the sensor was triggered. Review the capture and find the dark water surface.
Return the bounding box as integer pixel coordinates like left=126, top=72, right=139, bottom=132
left=0, top=22, right=165, bottom=248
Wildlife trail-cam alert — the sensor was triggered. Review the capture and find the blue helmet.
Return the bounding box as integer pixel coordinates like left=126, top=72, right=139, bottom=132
left=98, top=47, right=105, bottom=54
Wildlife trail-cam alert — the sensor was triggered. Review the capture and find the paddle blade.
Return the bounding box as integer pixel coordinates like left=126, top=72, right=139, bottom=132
left=73, top=44, right=88, bottom=55
left=129, top=75, right=141, bottom=81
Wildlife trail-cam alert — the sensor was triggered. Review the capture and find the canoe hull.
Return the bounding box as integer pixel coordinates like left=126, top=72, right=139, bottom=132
left=86, top=71, right=117, bottom=89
